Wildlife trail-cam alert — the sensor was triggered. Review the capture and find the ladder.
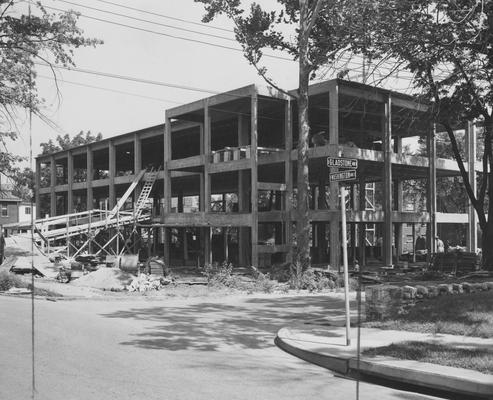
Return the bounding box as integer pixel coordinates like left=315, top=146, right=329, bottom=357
left=134, top=168, right=159, bottom=218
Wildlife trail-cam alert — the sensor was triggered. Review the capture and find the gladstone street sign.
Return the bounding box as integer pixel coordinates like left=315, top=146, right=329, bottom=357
left=327, top=157, right=358, bottom=169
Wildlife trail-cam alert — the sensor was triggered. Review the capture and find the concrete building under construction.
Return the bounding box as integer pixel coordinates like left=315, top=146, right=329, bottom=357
left=34, top=79, right=480, bottom=270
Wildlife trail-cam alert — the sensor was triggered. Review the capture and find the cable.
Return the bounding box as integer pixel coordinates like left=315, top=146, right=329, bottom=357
left=38, top=74, right=185, bottom=105
left=55, top=0, right=236, bottom=42
left=35, top=61, right=231, bottom=96
left=91, top=0, right=233, bottom=33
left=43, top=5, right=292, bottom=62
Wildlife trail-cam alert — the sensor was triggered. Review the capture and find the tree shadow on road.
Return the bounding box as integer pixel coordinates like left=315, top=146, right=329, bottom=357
left=100, top=295, right=350, bottom=351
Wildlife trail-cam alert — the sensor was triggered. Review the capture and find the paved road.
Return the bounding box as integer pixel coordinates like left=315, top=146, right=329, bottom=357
left=0, top=293, right=441, bottom=400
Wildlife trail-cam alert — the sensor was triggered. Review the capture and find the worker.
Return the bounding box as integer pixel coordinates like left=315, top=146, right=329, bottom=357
left=436, top=236, right=445, bottom=253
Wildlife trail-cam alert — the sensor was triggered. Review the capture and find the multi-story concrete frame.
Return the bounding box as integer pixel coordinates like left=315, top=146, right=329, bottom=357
left=35, top=79, right=479, bottom=269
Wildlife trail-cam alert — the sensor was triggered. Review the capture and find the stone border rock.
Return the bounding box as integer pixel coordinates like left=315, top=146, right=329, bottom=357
left=365, top=281, right=493, bottom=321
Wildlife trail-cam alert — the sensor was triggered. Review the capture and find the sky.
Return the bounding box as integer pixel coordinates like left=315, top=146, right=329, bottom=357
left=7, top=0, right=413, bottom=168
left=8, top=0, right=297, bottom=163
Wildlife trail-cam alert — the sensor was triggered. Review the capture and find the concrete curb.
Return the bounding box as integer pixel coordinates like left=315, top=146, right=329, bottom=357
left=276, top=328, right=493, bottom=399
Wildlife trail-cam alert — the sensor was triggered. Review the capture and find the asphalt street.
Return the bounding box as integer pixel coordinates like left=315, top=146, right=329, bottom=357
left=0, top=293, right=443, bottom=400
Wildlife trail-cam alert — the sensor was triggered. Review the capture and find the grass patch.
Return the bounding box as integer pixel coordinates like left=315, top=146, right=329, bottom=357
left=0, top=270, right=28, bottom=291
left=363, top=341, right=493, bottom=374
left=364, top=291, right=493, bottom=338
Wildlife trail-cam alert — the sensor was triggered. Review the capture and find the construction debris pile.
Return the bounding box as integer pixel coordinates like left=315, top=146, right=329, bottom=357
left=126, top=273, right=173, bottom=292
left=71, top=267, right=135, bottom=291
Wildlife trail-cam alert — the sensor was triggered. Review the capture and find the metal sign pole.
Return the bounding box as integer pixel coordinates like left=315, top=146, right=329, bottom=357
left=340, top=185, right=351, bottom=346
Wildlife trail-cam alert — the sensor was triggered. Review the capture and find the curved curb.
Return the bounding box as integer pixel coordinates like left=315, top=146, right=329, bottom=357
left=276, top=328, right=493, bottom=399
left=275, top=328, right=349, bottom=375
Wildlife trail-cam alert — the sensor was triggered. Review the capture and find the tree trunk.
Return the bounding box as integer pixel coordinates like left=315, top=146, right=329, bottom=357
left=295, top=0, right=313, bottom=271
left=296, top=67, right=311, bottom=271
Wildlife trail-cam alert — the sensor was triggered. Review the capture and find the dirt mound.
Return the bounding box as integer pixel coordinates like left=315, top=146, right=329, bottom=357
left=71, top=268, right=135, bottom=290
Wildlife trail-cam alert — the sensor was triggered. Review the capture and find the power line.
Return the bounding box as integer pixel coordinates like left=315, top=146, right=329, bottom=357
left=91, top=0, right=234, bottom=33
left=34, top=62, right=239, bottom=97
left=43, top=5, right=292, bottom=62
left=56, top=0, right=236, bottom=42
left=38, top=74, right=185, bottom=105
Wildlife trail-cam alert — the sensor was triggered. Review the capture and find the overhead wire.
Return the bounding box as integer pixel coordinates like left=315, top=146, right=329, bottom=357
left=55, top=0, right=236, bottom=42
left=43, top=4, right=292, bottom=62
left=37, top=75, right=185, bottom=105
left=91, top=0, right=234, bottom=33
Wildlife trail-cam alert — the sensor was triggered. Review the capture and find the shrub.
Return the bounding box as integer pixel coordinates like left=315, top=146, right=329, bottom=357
left=201, top=261, right=241, bottom=288
left=250, top=269, right=277, bottom=293
left=289, top=265, right=339, bottom=292
left=0, top=271, right=27, bottom=291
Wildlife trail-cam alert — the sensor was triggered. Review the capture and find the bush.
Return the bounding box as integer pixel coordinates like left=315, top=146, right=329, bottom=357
left=288, top=263, right=358, bottom=292
left=250, top=267, right=278, bottom=293
left=201, top=261, right=241, bottom=288
left=0, top=271, right=27, bottom=291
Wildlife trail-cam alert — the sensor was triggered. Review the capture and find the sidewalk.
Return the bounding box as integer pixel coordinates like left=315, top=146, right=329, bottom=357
left=275, top=323, right=493, bottom=399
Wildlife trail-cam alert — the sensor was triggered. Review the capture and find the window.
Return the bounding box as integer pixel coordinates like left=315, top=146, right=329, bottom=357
left=1, top=205, right=8, bottom=217
left=25, top=206, right=31, bottom=215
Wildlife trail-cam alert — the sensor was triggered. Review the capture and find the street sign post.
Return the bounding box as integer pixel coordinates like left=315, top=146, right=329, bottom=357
left=327, top=157, right=358, bottom=346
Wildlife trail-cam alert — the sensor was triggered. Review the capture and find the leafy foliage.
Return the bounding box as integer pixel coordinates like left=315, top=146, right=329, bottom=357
left=40, top=130, right=103, bottom=155
left=359, top=0, right=493, bottom=267
left=0, top=0, right=101, bottom=187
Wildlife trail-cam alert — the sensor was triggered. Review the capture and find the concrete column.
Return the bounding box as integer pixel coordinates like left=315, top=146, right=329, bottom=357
left=35, top=159, right=41, bottom=219
left=163, top=116, right=172, bottom=214
left=134, top=133, right=142, bottom=203
left=108, top=142, right=116, bottom=208
left=466, top=121, right=478, bottom=252
left=250, top=92, right=259, bottom=268
left=382, top=95, right=393, bottom=266
left=358, top=178, right=366, bottom=266
left=284, top=99, right=293, bottom=264
left=427, top=124, right=437, bottom=256
left=50, top=156, right=56, bottom=216
left=67, top=151, right=74, bottom=213
left=204, top=101, right=211, bottom=213
left=87, top=147, right=93, bottom=211
left=328, top=82, right=340, bottom=271
left=395, top=136, right=404, bottom=261
left=238, top=114, right=250, bottom=266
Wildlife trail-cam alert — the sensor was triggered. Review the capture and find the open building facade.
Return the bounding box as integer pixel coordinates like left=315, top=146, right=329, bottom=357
left=34, top=79, right=480, bottom=270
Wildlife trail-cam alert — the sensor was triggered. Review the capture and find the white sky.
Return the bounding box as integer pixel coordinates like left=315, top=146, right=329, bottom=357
left=7, top=0, right=414, bottom=166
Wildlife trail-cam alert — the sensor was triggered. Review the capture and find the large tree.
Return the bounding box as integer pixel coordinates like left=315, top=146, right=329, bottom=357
left=195, top=0, right=363, bottom=270
left=0, top=0, right=101, bottom=176
left=360, top=0, right=493, bottom=268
